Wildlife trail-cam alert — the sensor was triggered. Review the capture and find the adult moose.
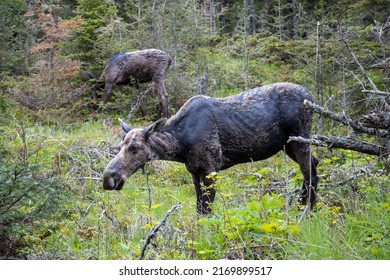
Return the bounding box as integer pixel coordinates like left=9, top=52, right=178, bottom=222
left=87, top=49, right=171, bottom=118
left=102, top=82, right=319, bottom=214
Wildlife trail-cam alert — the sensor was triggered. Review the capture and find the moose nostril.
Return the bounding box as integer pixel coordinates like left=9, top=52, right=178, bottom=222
left=108, top=177, right=116, bottom=189
left=103, top=170, right=125, bottom=190
left=103, top=172, right=117, bottom=190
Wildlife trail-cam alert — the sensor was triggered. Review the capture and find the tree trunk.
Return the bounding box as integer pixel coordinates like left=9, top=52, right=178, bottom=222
left=209, top=0, right=216, bottom=36
left=292, top=0, right=298, bottom=39
left=48, top=46, right=55, bottom=106
left=315, top=21, right=323, bottom=106
left=278, top=0, right=283, bottom=40
left=151, top=0, right=157, bottom=46
left=244, top=0, right=249, bottom=89
left=160, top=0, right=167, bottom=51
left=197, top=68, right=209, bottom=96
left=248, top=0, right=257, bottom=34
left=173, top=0, right=178, bottom=67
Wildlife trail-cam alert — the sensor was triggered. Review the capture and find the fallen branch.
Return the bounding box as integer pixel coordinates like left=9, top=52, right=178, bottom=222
left=139, top=203, right=182, bottom=260
left=361, top=89, right=390, bottom=97
left=362, top=111, right=390, bottom=129
left=370, top=57, right=390, bottom=69
left=288, top=135, right=389, bottom=157
left=304, top=100, right=389, bottom=138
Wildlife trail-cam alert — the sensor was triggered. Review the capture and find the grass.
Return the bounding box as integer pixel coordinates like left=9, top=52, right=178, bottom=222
left=284, top=195, right=389, bottom=260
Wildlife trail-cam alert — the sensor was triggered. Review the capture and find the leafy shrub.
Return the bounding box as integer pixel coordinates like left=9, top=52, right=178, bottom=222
left=197, top=190, right=300, bottom=260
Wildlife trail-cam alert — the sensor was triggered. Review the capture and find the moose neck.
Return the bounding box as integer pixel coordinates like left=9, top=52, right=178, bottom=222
left=147, top=131, right=181, bottom=162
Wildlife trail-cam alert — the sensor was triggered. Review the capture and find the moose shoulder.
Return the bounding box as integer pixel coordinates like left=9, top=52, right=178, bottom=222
left=102, top=82, right=319, bottom=214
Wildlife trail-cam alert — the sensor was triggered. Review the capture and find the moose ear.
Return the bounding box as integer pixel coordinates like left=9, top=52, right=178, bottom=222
left=143, top=118, right=167, bottom=139
left=118, top=118, right=132, bottom=133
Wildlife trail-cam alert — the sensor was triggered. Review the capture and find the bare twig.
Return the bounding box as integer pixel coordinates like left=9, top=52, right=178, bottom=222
left=139, top=203, right=182, bottom=260
left=323, top=167, right=375, bottom=189
left=361, top=89, right=390, bottom=97
left=370, top=57, right=390, bottom=68
left=146, top=169, right=152, bottom=212
left=342, top=38, right=389, bottom=109
left=343, top=39, right=378, bottom=91
left=78, top=199, right=96, bottom=226
left=126, top=86, right=153, bottom=121
left=104, top=210, right=118, bottom=225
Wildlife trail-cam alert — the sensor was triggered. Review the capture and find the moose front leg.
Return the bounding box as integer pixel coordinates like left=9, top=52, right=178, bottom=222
left=92, top=84, right=98, bottom=100
left=102, top=83, right=114, bottom=103
left=191, top=173, right=216, bottom=215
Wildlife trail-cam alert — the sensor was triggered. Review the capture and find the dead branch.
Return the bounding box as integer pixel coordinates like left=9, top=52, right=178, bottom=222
left=104, top=210, right=118, bottom=225
left=362, top=111, right=390, bottom=129
left=342, top=38, right=389, bottom=109
left=304, top=100, right=389, bottom=138
left=197, top=68, right=209, bottom=96
left=323, top=167, right=375, bottom=190
left=370, top=57, right=390, bottom=69
left=361, top=89, right=390, bottom=97
left=288, top=135, right=389, bottom=157
left=139, top=203, right=182, bottom=260
left=77, top=199, right=96, bottom=228
left=343, top=39, right=378, bottom=91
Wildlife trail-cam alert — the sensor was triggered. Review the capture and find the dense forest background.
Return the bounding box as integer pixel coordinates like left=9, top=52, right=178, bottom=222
left=0, top=0, right=389, bottom=260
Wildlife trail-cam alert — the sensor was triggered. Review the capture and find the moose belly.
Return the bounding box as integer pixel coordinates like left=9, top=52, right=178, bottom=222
left=220, top=132, right=287, bottom=170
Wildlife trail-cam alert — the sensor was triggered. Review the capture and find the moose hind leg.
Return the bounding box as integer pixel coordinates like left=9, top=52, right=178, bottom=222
left=285, top=142, right=319, bottom=206
left=191, top=173, right=216, bottom=215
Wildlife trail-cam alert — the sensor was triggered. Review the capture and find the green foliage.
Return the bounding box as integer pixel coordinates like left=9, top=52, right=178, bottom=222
left=0, top=123, right=68, bottom=259
left=72, top=0, right=118, bottom=65
left=0, top=0, right=27, bottom=77
left=284, top=188, right=389, bottom=259
left=197, top=192, right=300, bottom=259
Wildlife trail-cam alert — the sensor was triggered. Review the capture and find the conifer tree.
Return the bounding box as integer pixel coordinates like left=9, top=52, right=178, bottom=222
left=73, top=0, right=118, bottom=65
left=0, top=0, right=27, bottom=77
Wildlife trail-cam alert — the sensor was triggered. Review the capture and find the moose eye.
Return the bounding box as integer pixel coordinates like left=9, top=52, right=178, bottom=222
left=128, top=145, right=138, bottom=154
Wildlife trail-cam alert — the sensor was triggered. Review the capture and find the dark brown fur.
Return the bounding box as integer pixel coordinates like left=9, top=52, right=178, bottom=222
left=103, top=83, right=319, bottom=214
left=88, top=49, right=171, bottom=118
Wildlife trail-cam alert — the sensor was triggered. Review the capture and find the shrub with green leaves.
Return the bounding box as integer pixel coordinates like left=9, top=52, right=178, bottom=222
left=196, top=192, right=300, bottom=259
